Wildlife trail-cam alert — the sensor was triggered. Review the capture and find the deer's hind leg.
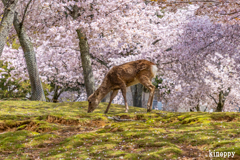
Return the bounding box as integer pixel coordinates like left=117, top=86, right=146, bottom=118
left=104, top=90, right=119, bottom=114
left=137, top=75, right=155, bottom=112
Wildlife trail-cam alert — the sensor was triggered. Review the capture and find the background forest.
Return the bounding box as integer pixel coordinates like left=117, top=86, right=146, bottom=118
left=0, top=0, right=240, bottom=112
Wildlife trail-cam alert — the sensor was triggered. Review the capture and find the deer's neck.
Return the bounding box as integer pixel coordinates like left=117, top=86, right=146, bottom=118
left=95, top=80, right=111, bottom=101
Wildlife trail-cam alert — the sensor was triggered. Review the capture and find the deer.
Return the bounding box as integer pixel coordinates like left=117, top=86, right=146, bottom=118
left=87, top=59, right=158, bottom=113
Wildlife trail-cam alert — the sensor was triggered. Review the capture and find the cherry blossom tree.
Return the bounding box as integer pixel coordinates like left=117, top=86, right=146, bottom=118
left=1, top=0, right=46, bottom=101
left=158, top=14, right=240, bottom=112
left=1, top=0, right=240, bottom=113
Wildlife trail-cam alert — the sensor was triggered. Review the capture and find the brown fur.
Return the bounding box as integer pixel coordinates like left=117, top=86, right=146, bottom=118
left=87, top=59, right=156, bottom=113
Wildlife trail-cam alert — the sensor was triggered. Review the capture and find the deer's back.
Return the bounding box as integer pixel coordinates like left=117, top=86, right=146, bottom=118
left=107, top=60, right=156, bottom=87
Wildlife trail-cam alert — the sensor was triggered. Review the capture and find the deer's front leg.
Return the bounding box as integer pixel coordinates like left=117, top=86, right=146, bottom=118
left=104, top=90, right=119, bottom=114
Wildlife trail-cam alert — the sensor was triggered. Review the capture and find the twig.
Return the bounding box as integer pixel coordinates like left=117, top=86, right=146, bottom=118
left=20, top=0, right=32, bottom=30
left=108, top=116, right=146, bottom=122
left=208, top=94, right=218, bottom=105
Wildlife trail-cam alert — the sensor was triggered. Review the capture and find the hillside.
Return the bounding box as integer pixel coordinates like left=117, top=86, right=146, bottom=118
left=0, top=101, right=239, bottom=159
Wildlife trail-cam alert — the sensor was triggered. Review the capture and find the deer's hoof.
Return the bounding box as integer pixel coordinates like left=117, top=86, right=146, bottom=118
left=147, top=109, right=152, bottom=112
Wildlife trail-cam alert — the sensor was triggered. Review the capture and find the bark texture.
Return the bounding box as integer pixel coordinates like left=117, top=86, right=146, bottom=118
left=131, top=83, right=143, bottom=107
left=76, top=29, right=95, bottom=98
left=66, top=5, right=96, bottom=99
left=12, top=12, right=46, bottom=101
left=216, top=91, right=224, bottom=112
left=52, top=85, right=60, bottom=103
left=211, top=88, right=231, bottom=112
left=0, top=0, right=18, bottom=56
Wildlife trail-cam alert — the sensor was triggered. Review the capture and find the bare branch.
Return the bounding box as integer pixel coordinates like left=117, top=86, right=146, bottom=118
left=208, top=94, right=218, bottom=105
left=70, top=47, right=109, bottom=68
left=20, top=0, right=32, bottom=30
left=64, top=6, right=73, bottom=14
left=89, top=54, right=109, bottom=68
left=220, top=10, right=240, bottom=16
left=106, top=6, right=121, bottom=16
left=161, top=58, right=178, bottom=65
left=152, top=39, right=161, bottom=45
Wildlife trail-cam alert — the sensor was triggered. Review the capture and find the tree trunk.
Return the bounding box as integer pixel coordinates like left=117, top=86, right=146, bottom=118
left=131, top=83, right=143, bottom=107
left=216, top=91, right=224, bottom=112
left=52, top=85, right=59, bottom=103
left=0, top=0, right=18, bottom=56
left=66, top=5, right=95, bottom=99
left=12, top=12, right=46, bottom=101
left=196, top=104, right=200, bottom=111
left=76, top=29, right=95, bottom=98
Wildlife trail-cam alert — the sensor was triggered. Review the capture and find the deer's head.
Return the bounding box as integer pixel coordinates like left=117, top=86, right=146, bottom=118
left=87, top=93, right=100, bottom=113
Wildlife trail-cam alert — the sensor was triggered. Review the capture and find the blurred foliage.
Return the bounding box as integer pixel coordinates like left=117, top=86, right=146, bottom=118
left=153, top=76, right=163, bottom=89
left=0, top=60, right=31, bottom=99
left=0, top=60, right=51, bottom=100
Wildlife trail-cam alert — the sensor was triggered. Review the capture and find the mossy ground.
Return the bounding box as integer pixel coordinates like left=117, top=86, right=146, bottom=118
left=0, top=101, right=239, bottom=160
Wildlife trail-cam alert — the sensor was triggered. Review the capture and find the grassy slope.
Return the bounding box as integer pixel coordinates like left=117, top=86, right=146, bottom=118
left=0, top=101, right=239, bottom=160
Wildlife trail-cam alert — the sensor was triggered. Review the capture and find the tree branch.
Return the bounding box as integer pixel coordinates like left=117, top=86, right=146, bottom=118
left=106, top=6, right=121, bottom=16
left=64, top=6, right=73, bottom=14
left=89, top=54, right=109, bottom=68
left=20, top=0, right=32, bottom=31
left=152, top=39, right=161, bottom=45
left=220, top=10, right=240, bottom=16
left=208, top=94, right=218, bottom=105
left=70, top=47, right=109, bottom=68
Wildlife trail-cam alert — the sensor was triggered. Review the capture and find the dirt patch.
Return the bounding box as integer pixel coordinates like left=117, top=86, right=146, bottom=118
left=88, top=119, right=106, bottom=128
left=119, top=115, right=131, bottom=119
left=135, top=114, right=146, bottom=120
left=180, top=145, right=209, bottom=160
left=109, top=127, right=124, bottom=132
left=47, top=115, right=106, bottom=128
left=0, top=121, right=52, bottom=133
left=115, top=114, right=146, bottom=121
left=211, top=115, right=236, bottom=122
left=24, top=121, right=52, bottom=133
left=46, top=115, right=79, bottom=125
left=0, top=121, right=31, bottom=132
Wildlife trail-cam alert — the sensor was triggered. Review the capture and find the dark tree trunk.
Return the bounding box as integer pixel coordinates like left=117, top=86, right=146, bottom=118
left=195, top=99, right=200, bottom=111
left=216, top=91, right=224, bottom=112
left=131, top=83, right=143, bottom=107
left=76, top=29, right=95, bottom=98
left=12, top=12, right=46, bottom=101
left=0, top=0, right=18, bottom=56
left=216, top=88, right=231, bottom=112
left=66, top=5, right=96, bottom=99
left=209, top=88, right=230, bottom=112
left=196, top=104, right=200, bottom=111
left=52, top=85, right=59, bottom=103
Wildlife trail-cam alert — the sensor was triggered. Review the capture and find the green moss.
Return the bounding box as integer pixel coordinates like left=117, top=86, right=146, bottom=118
left=0, top=101, right=239, bottom=159
left=0, top=130, right=30, bottom=151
